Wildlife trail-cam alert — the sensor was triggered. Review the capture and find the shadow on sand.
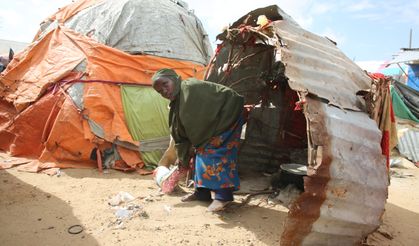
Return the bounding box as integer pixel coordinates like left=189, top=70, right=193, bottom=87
left=0, top=170, right=99, bottom=246
left=367, top=202, right=419, bottom=245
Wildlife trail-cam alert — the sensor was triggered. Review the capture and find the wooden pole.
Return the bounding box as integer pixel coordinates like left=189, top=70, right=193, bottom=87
left=409, top=28, right=412, bottom=49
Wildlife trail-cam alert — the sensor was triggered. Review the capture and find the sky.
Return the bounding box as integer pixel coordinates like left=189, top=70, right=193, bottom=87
left=1, top=0, right=418, bottom=70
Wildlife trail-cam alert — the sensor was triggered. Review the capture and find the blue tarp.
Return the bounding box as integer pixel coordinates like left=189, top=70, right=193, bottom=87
left=407, top=64, right=419, bottom=91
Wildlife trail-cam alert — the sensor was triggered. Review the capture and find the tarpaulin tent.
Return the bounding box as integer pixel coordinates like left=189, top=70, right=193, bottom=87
left=36, top=0, right=211, bottom=66
left=391, top=81, right=419, bottom=122
left=0, top=0, right=212, bottom=173
left=406, top=64, right=419, bottom=91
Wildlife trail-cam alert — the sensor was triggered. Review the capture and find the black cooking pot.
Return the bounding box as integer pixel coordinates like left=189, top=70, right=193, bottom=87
left=278, top=164, right=307, bottom=191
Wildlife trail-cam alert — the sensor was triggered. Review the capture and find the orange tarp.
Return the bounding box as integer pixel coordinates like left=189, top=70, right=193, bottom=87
left=0, top=17, right=206, bottom=172
left=7, top=92, right=64, bottom=158
left=41, top=96, right=95, bottom=163
left=28, top=92, right=143, bottom=171
left=1, top=26, right=205, bottom=112
left=117, top=146, right=142, bottom=169
left=0, top=99, right=16, bottom=126
left=83, top=83, right=136, bottom=144
left=0, top=99, right=17, bottom=151
left=63, top=26, right=205, bottom=82
left=1, top=28, right=85, bottom=111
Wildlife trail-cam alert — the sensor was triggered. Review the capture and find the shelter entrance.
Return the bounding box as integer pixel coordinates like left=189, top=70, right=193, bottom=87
left=232, top=84, right=308, bottom=212
left=205, top=39, right=308, bottom=206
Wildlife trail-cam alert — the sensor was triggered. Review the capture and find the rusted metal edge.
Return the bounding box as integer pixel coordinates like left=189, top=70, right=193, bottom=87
left=280, top=95, right=331, bottom=245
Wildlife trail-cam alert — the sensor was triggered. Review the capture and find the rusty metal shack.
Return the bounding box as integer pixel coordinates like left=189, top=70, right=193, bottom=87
left=205, top=5, right=388, bottom=245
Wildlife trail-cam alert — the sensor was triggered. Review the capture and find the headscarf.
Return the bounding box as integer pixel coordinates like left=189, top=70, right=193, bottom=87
left=151, top=68, right=181, bottom=99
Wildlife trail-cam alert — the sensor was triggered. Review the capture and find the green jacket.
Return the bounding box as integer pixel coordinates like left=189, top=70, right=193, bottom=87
left=169, top=78, right=244, bottom=165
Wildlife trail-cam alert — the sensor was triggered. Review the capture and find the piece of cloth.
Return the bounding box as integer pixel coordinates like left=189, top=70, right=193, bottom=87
left=151, top=68, right=179, bottom=82
left=368, top=74, right=398, bottom=171
left=193, top=187, right=234, bottom=202
left=380, top=85, right=398, bottom=170
left=160, top=165, right=189, bottom=193
left=393, top=80, right=419, bottom=120
left=193, top=188, right=212, bottom=201
left=194, top=116, right=244, bottom=191
left=391, top=85, right=419, bottom=123
left=151, top=68, right=182, bottom=98
left=164, top=72, right=244, bottom=166
left=214, top=188, right=234, bottom=202
left=121, top=85, right=170, bottom=167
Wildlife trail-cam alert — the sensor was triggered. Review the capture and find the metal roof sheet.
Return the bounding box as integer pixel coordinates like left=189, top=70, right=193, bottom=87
left=388, top=49, right=419, bottom=65
left=397, top=121, right=419, bottom=162
left=273, top=20, right=371, bottom=111
left=227, top=5, right=371, bottom=111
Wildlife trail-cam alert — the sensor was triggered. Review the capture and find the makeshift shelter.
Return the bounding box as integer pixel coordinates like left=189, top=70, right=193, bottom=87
left=0, top=0, right=212, bottom=173
left=205, top=5, right=389, bottom=245
left=390, top=81, right=419, bottom=163
left=387, top=48, right=419, bottom=91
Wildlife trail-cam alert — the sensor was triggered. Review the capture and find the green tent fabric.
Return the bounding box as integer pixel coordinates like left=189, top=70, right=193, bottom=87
left=391, top=85, right=419, bottom=123
left=121, top=85, right=170, bottom=168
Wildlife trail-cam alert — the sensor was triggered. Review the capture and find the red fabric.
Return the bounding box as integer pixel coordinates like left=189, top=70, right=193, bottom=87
left=379, top=84, right=397, bottom=171
left=160, top=166, right=189, bottom=193
left=367, top=73, right=396, bottom=172
left=278, top=88, right=307, bottom=148
left=370, top=72, right=386, bottom=79
left=294, top=100, right=306, bottom=111
left=243, top=105, right=254, bottom=120
left=384, top=91, right=396, bottom=170
left=215, top=44, right=224, bottom=56
left=381, top=130, right=390, bottom=169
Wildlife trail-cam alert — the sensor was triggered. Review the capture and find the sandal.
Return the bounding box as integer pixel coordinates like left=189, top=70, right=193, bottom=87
left=207, top=200, right=231, bottom=212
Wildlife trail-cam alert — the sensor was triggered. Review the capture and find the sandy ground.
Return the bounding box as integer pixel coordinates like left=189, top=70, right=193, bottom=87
left=0, top=164, right=418, bottom=246
left=365, top=167, right=419, bottom=246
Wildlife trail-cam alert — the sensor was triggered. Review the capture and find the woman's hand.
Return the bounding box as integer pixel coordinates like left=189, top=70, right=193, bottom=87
left=175, top=159, right=183, bottom=167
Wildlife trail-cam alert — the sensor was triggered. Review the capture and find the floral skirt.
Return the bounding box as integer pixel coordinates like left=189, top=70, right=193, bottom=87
left=194, top=116, right=244, bottom=191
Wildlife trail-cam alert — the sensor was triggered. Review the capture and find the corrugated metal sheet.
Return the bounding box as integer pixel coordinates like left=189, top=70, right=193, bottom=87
left=238, top=106, right=307, bottom=172
left=273, top=20, right=371, bottom=111
left=303, top=99, right=387, bottom=245
left=280, top=98, right=387, bottom=245
left=397, top=121, right=419, bottom=162
left=239, top=107, right=284, bottom=170
left=225, top=5, right=371, bottom=111
left=273, top=11, right=389, bottom=243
